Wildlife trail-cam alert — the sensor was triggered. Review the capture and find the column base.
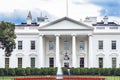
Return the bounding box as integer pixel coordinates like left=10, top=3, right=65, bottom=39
left=56, top=67, right=63, bottom=80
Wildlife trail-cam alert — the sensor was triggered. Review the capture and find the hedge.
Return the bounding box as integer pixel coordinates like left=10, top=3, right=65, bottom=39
left=0, top=68, right=120, bottom=76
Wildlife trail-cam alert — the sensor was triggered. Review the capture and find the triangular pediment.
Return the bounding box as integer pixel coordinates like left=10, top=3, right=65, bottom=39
left=39, top=17, right=93, bottom=30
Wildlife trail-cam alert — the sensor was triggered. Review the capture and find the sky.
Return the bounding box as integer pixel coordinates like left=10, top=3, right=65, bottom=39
left=0, top=0, right=120, bottom=24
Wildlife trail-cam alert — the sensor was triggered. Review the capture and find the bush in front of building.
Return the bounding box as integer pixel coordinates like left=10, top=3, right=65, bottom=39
left=0, top=68, right=4, bottom=76
left=15, top=68, right=26, bottom=76
left=0, top=67, right=120, bottom=76
left=7, top=68, right=15, bottom=76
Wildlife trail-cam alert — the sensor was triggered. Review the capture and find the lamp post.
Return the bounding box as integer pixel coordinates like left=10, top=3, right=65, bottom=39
left=64, top=52, right=70, bottom=75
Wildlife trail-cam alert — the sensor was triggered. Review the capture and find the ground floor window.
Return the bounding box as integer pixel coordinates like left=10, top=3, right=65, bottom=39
left=31, top=57, right=35, bottom=68
left=5, top=58, right=9, bottom=68
left=112, top=57, right=116, bottom=68
left=80, top=57, right=84, bottom=68
left=99, top=58, right=103, bottom=68
left=49, top=57, right=54, bottom=67
left=18, top=58, right=22, bottom=68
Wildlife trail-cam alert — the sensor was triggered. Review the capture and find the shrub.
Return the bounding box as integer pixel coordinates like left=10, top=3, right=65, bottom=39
left=62, top=67, right=68, bottom=75
left=48, top=67, right=56, bottom=75
left=15, top=68, right=26, bottom=76
left=25, top=68, right=31, bottom=75
left=0, top=68, right=4, bottom=76
left=8, top=68, right=15, bottom=76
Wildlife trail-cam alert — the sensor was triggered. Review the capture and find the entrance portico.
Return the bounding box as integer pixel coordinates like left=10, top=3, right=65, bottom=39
left=38, top=17, right=93, bottom=68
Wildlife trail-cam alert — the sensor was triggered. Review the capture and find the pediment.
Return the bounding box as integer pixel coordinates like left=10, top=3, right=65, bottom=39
left=96, top=53, right=105, bottom=57
left=29, top=53, right=37, bottom=57
left=39, top=17, right=93, bottom=30
left=16, top=53, right=24, bottom=57
left=109, top=53, right=118, bottom=57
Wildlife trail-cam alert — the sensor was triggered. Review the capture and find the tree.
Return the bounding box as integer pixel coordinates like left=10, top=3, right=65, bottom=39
left=0, top=21, right=16, bottom=57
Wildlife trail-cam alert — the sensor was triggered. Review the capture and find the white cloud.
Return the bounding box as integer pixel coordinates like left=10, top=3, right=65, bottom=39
left=0, top=0, right=103, bottom=22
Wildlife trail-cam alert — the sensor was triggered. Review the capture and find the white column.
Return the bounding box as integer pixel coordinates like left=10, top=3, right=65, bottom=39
left=39, top=34, right=44, bottom=68
left=88, top=35, right=93, bottom=68
left=55, top=34, right=63, bottom=79
left=72, top=35, right=77, bottom=68
left=55, top=35, right=61, bottom=67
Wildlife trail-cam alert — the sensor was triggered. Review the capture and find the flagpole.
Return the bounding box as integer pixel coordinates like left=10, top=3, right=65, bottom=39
left=66, top=0, right=68, bottom=17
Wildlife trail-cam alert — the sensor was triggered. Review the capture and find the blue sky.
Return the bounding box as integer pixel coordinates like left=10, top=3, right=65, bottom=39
left=0, top=0, right=120, bottom=24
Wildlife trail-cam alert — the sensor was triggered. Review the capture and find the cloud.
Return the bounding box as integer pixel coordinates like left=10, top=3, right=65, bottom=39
left=87, top=0, right=120, bottom=16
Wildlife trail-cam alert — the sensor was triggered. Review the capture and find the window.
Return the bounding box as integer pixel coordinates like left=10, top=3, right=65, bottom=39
left=112, top=41, right=116, bottom=50
left=99, top=58, right=103, bottom=68
left=49, top=41, right=54, bottom=50
left=112, top=57, right=116, bottom=68
left=98, top=40, right=103, bottom=50
left=18, top=58, right=22, bottom=68
left=49, top=58, right=54, bottom=67
left=18, top=41, right=22, bottom=50
left=80, top=57, right=84, bottom=67
left=64, top=41, right=69, bottom=50
left=80, top=41, right=85, bottom=50
left=31, top=58, right=35, bottom=68
left=5, top=58, right=9, bottom=68
left=31, top=41, right=35, bottom=50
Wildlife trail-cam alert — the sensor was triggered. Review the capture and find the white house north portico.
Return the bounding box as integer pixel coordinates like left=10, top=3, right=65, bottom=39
left=0, top=13, right=120, bottom=68
left=38, top=17, right=93, bottom=68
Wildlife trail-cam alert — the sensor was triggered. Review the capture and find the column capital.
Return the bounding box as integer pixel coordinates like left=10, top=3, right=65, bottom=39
left=39, top=34, right=44, bottom=37
left=88, top=34, right=93, bottom=37
left=55, top=34, right=60, bottom=37
left=71, top=33, right=77, bottom=36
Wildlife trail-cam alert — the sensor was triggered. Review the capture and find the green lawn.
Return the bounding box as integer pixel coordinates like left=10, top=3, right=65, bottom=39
left=0, top=76, right=120, bottom=80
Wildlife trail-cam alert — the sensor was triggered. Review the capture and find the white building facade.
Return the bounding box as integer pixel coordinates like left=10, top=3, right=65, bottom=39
left=0, top=13, right=120, bottom=68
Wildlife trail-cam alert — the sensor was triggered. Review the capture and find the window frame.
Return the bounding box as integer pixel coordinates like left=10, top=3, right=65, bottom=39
left=31, top=40, right=35, bottom=50
left=99, top=57, right=103, bottom=68
left=111, top=40, right=116, bottom=50
left=49, top=41, right=54, bottom=50
left=80, top=41, right=85, bottom=50
left=18, top=58, right=22, bottom=68
left=49, top=57, right=54, bottom=67
left=18, top=41, right=22, bottom=50
left=64, top=40, right=69, bottom=50
left=5, top=58, right=9, bottom=68
left=98, top=40, right=103, bottom=50
left=112, top=57, right=116, bottom=68
left=31, top=57, right=35, bottom=68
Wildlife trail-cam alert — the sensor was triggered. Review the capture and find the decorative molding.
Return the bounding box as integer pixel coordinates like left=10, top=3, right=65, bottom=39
left=16, top=53, right=24, bottom=57
left=96, top=53, right=105, bottom=57
left=29, top=53, right=37, bottom=57
left=109, top=53, right=118, bottom=57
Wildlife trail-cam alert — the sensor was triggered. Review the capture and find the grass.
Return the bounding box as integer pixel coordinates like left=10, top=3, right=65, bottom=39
left=0, top=76, right=120, bottom=80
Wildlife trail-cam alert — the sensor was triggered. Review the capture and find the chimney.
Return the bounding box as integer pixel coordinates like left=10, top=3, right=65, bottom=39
left=103, top=16, right=108, bottom=24
left=27, top=11, right=32, bottom=24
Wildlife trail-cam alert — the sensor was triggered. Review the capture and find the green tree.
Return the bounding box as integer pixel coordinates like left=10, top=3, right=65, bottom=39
left=0, top=21, right=16, bottom=57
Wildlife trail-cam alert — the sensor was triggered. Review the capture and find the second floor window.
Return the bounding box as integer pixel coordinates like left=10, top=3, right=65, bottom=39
left=98, top=40, right=103, bottom=50
left=18, top=41, right=22, bottom=50
left=64, top=41, right=69, bottom=50
left=112, top=40, right=116, bottom=50
left=80, top=41, right=85, bottom=50
left=31, top=41, right=35, bottom=50
left=49, top=41, right=54, bottom=50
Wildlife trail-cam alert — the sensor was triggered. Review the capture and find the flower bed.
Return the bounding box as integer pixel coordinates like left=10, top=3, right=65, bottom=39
left=13, top=77, right=105, bottom=80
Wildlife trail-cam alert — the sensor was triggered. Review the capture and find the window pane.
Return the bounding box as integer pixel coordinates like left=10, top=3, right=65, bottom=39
left=64, top=41, right=69, bottom=50
left=80, top=57, right=84, bottom=68
left=99, top=58, right=103, bottom=68
left=80, top=41, right=85, bottom=50
left=18, top=58, right=22, bottom=68
left=18, top=41, right=22, bottom=50
left=31, top=58, right=35, bottom=68
left=49, top=41, right=54, bottom=50
left=98, top=40, right=103, bottom=49
left=112, top=41, right=116, bottom=49
left=49, top=58, right=54, bottom=67
left=112, top=58, right=116, bottom=68
left=31, top=41, right=35, bottom=50
left=5, top=58, right=9, bottom=68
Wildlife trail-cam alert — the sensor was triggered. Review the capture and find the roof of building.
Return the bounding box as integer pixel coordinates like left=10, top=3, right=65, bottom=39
left=15, top=22, right=39, bottom=26
left=92, top=22, right=120, bottom=26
